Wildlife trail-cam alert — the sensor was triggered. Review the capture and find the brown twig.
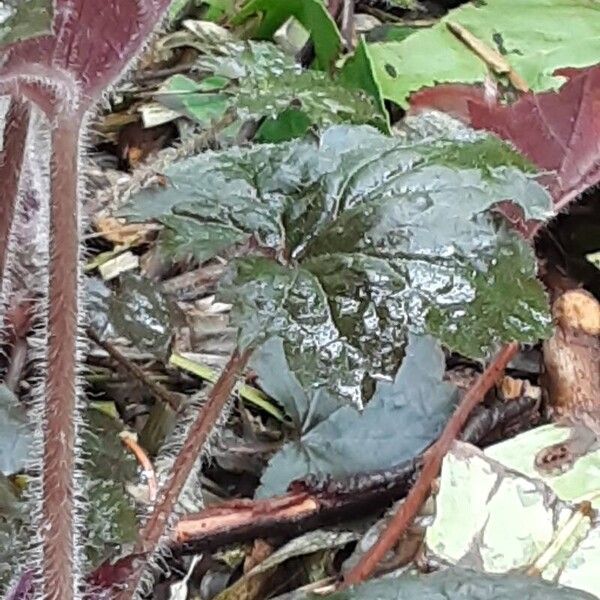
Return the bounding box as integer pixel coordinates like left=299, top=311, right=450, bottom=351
left=447, top=22, right=530, bottom=93
left=115, top=346, right=252, bottom=600
left=339, top=0, right=356, bottom=50
left=343, top=341, right=519, bottom=586
left=121, top=434, right=158, bottom=502
left=86, top=326, right=180, bottom=412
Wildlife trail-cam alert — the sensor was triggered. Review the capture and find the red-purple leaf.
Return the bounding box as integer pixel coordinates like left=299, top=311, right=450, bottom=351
left=410, top=66, right=600, bottom=210
left=0, top=0, right=171, bottom=113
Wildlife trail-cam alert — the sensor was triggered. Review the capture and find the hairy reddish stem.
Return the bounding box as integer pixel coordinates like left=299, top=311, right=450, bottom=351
left=0, top=97, right=30, bottom=284
left=116, top=347, right=252, bottom=600
left=41, top=115, right=82, bottom=600
left=343, top=341, right=519, bottom=587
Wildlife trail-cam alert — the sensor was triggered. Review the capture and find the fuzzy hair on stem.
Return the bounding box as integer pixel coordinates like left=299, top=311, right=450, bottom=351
left=0, top=2, right=174, bottom=597
left=115, top=347, right=252, bottom=600
left=0, top=97, right=29, bottom=281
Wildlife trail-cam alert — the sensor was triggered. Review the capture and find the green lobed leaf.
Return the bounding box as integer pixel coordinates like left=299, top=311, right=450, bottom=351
left=250, top=337, right=341, bottom=431
left=124, top=114, right=552, bottom=401
left=156, top=42, right=386, bottom=138
left=255, top=334, right=458, bottom=497
left=364, top=0, right=600, bottom=107
left=325, top=568, right=596, bottom=600
left=0, top=0, right=53, bottom=47
left=232, top=0, right=341, bottom=70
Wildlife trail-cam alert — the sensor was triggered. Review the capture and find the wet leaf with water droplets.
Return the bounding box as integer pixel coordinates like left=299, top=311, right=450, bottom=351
left=125, top=114, right=552, bottom=401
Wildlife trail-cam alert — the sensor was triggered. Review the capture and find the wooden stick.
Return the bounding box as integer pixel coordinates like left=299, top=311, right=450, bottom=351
left=87, top=326, right=180, bottom=412
left=343, top=342, right=519, bottom=586
left=447, top=22, right=529, bottom=93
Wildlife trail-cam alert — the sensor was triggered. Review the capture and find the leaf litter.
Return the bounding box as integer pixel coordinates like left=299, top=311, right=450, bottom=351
left=3, top=0, right=600, bottom=598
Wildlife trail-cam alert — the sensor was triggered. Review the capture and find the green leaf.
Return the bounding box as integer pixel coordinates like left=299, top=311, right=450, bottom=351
left=83, top=406, right=138, bottom=567
left=365, top=0, right=600, bottom=107
left=0, top=474, right=27, bottom=591
left=251, top=337, right=340, bottom=429
left=125, top=115, right=552, bottom=400
left=86, top=274, right=182, bottom=359
left=203, top=0, right=236, bottom=21
left=338, top=37, right=390, bottom=132
left=325, top=568, right=596, bottom=600
left=365, top=23, right=421, bottom=44
left=158, top=42, right=386, bottom=134
left=157, top=73, right=230, bottom=127
left=0, top=385, right=32, bottom=476
left=255, top=108, right=313, bottom=143
left=232, top=0, right=341, bottom=70
left=255, top=335, right=457, bottom=497
left=0, top=406, right=138, bottom=590
left=0, top=0, right=53, bottom=47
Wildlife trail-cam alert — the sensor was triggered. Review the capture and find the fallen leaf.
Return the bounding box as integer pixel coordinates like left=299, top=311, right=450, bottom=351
left=411, top=66, right=600, bottom=210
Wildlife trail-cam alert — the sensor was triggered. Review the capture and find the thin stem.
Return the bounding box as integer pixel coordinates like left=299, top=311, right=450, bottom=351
left=343, top=341, right=519, bottom=587
left=41, top=115, right=81, bottom=600
left=115, top=346, right=252, bottom=600
left=87, top=326, right=180, bottom=412
left=0, top=97, right=30, bottom=286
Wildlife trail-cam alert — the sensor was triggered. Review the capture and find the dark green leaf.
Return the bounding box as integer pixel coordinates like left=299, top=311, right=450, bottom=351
left=325, top=568, right=595, bottom=600
left=0, top=474, right=26, bottom=591
left=365, top=24, right=421, bottom=44
left=256, top=335, right=457, bottom=497
left=0, top=385, right=32, bottom=476
left=86, top=274, right=182, bottom=359
left=83, top=406, right=138, bottom=567
left=255, top=108, right=313, bottom=143
left=0, top=406, right=138, bottom=590
left=232, top=0, right=341, bottom=70
left=125, top=116, right=552, bottom=400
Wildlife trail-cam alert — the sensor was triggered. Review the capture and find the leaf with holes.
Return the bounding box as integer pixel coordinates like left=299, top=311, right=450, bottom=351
left=362, top=0, right=600, bottom=107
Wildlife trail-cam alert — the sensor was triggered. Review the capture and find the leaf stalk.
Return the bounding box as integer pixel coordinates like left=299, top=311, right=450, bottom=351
left=115, top=346, right=252, bottom=600
left=342, top=341, right=519, bottom=587
left=41, top=113, right=82, bottom=600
